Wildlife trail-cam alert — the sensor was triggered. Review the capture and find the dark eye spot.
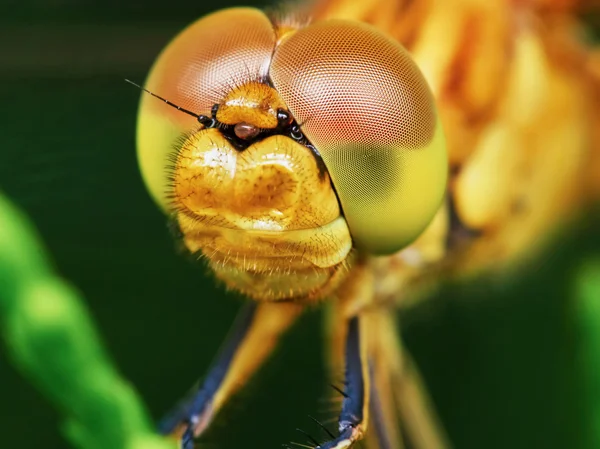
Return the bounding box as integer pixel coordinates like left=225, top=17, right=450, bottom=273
left=277, top=109, right=291, bottom=125
left=234, top=122, right=260, bottom=140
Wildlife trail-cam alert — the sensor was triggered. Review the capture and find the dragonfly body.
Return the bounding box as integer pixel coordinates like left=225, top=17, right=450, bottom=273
left=133, top=1, right=600, bottom=448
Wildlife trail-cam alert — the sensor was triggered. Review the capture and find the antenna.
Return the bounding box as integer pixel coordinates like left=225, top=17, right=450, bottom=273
left=125, top=79, right=214, bottom=127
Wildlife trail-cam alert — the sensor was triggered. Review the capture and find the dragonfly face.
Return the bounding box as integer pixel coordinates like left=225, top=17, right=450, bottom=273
left=135, top=5, right=449, bottom=449
left=137, top=7, right=447, bottom=302
left=170, top=80, right=352, bottom=301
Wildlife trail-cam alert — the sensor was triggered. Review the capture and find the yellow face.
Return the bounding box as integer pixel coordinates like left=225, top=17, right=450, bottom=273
left=136, top=7, right=447, bottom=301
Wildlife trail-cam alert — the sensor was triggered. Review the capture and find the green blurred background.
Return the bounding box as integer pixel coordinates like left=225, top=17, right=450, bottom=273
left=0, top=1, right=599, bottom=448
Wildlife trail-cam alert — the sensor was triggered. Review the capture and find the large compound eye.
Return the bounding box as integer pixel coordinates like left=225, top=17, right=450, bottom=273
left=270, top=21, right=447, bottom=255
left=137, top=8, right=276, bottom=209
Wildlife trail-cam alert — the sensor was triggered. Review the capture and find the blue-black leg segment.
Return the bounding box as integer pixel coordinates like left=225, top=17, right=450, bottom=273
left=318, top=315, right=366, bottom=449
left=339, top=316, right=364, bottom=429
left=157, top=302, right=257, bottom=447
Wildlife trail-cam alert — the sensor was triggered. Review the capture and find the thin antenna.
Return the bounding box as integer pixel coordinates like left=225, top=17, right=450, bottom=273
left=125, top=79, right=214, bottom=127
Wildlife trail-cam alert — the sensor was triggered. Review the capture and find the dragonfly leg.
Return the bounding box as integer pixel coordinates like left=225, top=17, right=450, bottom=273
left=367, top=321, right=405, bottom=449
left=159, top=301, right=303, bottom=448
left=318, top=307, right=402, bottom=449
left=370, top=310, right=452, bottom=449
left=311, top=313, right=370, bottom=449
left=321, top=263, right=450, bottom=449
left=297, top=265, right=372, bottom=449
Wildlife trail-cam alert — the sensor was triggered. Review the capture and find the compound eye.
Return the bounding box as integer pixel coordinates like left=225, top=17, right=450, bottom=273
left=270, top=20, right=448, bottom=254
left=136, top=8, right=276, bottom=210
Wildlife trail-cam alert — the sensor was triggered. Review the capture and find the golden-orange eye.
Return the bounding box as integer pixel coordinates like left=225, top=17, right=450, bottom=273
left=270, top=20, right=447, bottom=255
left=137, top=8, right=276, bottom=209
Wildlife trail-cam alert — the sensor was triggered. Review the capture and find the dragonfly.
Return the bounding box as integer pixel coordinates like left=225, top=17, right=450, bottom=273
left=131, top=0, right=600, bottom=448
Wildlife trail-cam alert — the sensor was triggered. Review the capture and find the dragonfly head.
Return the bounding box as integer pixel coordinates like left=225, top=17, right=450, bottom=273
left=135, top=7, right=447, bottom=301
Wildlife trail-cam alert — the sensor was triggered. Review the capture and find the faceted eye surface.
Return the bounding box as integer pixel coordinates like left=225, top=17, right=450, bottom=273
left=137, top=8, right=276, bottom=209
left=270, top=20, right=447, bottom=254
